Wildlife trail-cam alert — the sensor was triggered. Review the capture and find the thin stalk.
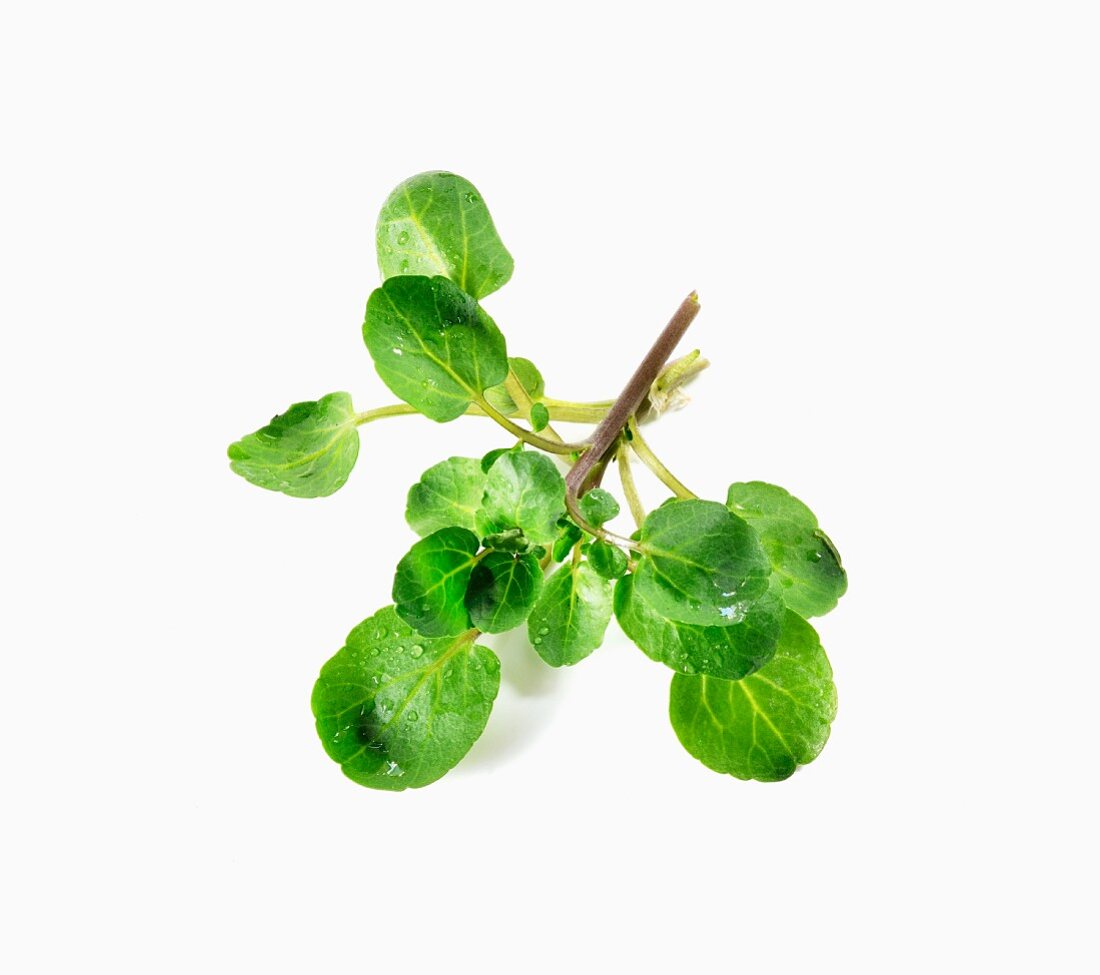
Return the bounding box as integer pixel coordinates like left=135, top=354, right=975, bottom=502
left=355, top=404, right=419, bottom=424
left=627, top=417, right=696, bottom=500
left=616, top=443, right=646, bottom=528
left=475, top=395, right=586, bottom=455
left=503, top=369, right=566, bottom=446
left=539, top=397, right=615, bottom=423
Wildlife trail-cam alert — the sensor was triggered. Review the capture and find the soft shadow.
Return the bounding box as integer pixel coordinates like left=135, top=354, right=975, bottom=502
left=457, top=630, right=569, bottom=773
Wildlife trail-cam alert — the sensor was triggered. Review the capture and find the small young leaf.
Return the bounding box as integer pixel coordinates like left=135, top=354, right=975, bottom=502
left=311, top=605, right=500, bottom=791
left=227, top=392, right=358, bottom=498
left=588, top=540, right=628, bottom=579
left=551, top=520, right=584, bottom=563
left=480, top=443, right=520, bottom=473
left=484, top=357, right=545, bottom=415
left=614, top=573, right=783, bottom=680
left=405, top=456, right=486, bottom=537
left=579, top=488, right=619, bottom=527
left=376, top=171, right=514, bottom=300
left=727, top=481, right=847, bottom=618
left=669, top=611, right=837, bottom=782
left=633, top=499, right=771, bottom=627
left=477, top=451, right=566, bottom=546
left=465, top=551, right=543, bottom=633
left=363, top=275, right=508, bottom=422
left=392, top=527, right=480, bottom=637
left=530, top=402, right=550, bottom=432
left=527, top=561, right=612, bottom=667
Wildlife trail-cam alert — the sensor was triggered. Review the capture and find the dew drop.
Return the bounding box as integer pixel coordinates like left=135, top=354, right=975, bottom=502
left=397, top=230, right=410, bottom=245
left=399, top=258, right=410, bottom=272
left=538, top=626, right=550, bottom=636
left=410, top=645, right=424, bottom=658
left=463, top=192, right=479, bottom=203
left=408, top=710, right=419, bottom=722
left=533, top=637, right=543, bottom=646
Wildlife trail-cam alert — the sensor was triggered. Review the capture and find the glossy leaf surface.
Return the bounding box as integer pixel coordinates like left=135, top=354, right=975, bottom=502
left=465, top=551, right=542, bottom=633
left=405, top=456, right=486, bottom=537
left=392, top=527, right=480, bottom=636
left=476, top=451, right=566, bottom=546
left=527, top=561, right=612, bottom=667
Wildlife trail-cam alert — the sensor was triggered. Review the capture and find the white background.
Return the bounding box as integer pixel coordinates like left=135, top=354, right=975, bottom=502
left=3, top=2, right=1097, bottom=971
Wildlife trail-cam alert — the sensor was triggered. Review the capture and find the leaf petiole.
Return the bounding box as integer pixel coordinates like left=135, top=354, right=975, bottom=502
left=474, top=395, right=586, bottom=455
left=626, top=418, right=696, bottom=500
left=616, top=442, right=647, bottom=528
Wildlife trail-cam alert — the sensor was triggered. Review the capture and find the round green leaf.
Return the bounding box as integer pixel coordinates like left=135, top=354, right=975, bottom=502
left=227, top=392, right=358, bottom=498
left=376, top=171, right=514, bottom=300
left=312, top=605, right=500, bottom=791
left=484, top=356, right=545, bottom=415
left=727, top=481, right=847, bottom=618
left=465, top=551, right=543, bottom=633
left=669, top=611, right=837, bottom=782
left=579, top=488, right=619, bottom=527
left=633, top=499, right=771, bottom=627
left=527, top=561, right=612, bottom=667
left=530, top=402, right=550, bottom=432
left=363, top=275, right=508, bottom=422
left=392, top=527, right=480, bottom=637
left=405, top=456, right=487, bottom=537
left=476, top=451, right=566, bottom=546
left=614, top=573, right=782, bottom=679
left=588, top=540, right=628, bottom=579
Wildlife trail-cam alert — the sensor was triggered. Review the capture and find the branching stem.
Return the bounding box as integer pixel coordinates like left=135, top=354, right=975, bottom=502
left=627, top=417, right=696, bottom=499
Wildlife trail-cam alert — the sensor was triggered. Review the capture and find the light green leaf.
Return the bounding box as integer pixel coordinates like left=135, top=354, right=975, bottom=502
left=579, top=488, right=619, bottom=527
left=392, top=527, right=480, bottom=637
left=476, top=451, right=566, bottom=546
left=227, top=392, right=358, bottom=498
left=614, top=573, right=783, bottom=679
left=363, top=275, right=508, bottom=422
left=465, top=551, right=543, bottom=633
left=405, top=456, right=486, bottom=537
left=376, top=171, right=514, bottom=300
left=551, top=519, right=583, bottom=562
left=727, top=481, right=847, bottom=618
left=588, top=540, right=628, bottom=579
left=312, top=605, right=499, bottom=791
left=527, top=561, right=612, bottom=667
left=633, top=499, right=771, bottom=627
left=669, top=611, right=837, bottom=782
left=530, top=402, right=550, bottom=432
left=484, top=357, right=544, bottom=415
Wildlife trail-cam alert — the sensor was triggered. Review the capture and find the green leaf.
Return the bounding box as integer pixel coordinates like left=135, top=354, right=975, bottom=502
left=669, top=611, right=837, bottom=781
left=727, top=482, right=847, bottom=618
left=551, top=519, right=583, bottom=563
left=588, top=540, right=628, bottom=579
left=633, top=499, right=771, bottom=627
left=614, top=573, right=783, bottom=680
left=227, top=392, right=358, bottom=498
left=376, top=171, right=514, bottom=300
left=484, top=357, right=544, bottom=415
left=476, top=451, right=566, bottom=546
left=465, top=551, right=543, bottom=633
left=311, top=605, right=499, bottom=791
left=392, top=527, right=480, bottom=637
left=527, top=561, right=612, bottom=667
left=405, top=456, right=486, bottom=537
left=363, top=275, right=508, bottom=422
left=530, top=402, right=550, bottom=432
left=579, top=488, right=619, bottom=527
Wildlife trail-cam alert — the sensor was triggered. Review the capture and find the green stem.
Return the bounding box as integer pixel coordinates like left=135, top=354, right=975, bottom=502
left=503, top=369, right=567, bottom=446
left=616, top=443, right=647, bottom=528
left=539, top=397, right=615, bottom=423
left=475, top=396, right=585, bottom=455
left=627, top=417, right=696, bottom=499
left=354, top=404, right=420, bottom=425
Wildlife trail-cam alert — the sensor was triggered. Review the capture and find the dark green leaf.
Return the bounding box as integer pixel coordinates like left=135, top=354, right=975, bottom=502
left=392, top=527, right=480, bottom=637
left=614, top=573, right=783, bottom=679
left=476, top=451, right=566, bottom=546
left=669, top=611, right=837, bottom=781
left=484, top=357, right=545, bottom=415
left=312, top=605, right=499, bottom=791
left=227, top=392, right=358, bottom=498
left=579, top=488, right=619, bottom=527
left=727, top=481, right=847, bottom=618
left=552, top=520, right=583, bottom=562
left=527, top=561, right=612, bottom=667
left=375, top=171, right=514, bottom=300
left=405, top=456, right=486, bottom=537
left=530, top=402, right=550, bottom=432
left=465, top=551, right=543, bottom=633
left=363, top=275, right=507, bottom=422
left=633, top=499, right=771, bottom=627
left=588, top=540, right=628, bottom=579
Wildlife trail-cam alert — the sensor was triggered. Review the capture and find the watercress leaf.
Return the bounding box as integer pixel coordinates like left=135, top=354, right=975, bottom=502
left=726, top=481, right=847, bottom=618
left=405, top=456, right=486, bottom=537
left=480, top=443, right=521, bottom=473
left=552, top=520, right=584, bottom=563
left=614, top=573, right=783, bottom=680
left=376, top=171, right=514, bottom=300
left=633, top=499, right=771, bottom=627
left=484, top=356, right=545, bottom=415
left=465, top=551, right=543, bottom=633
left=392, top=527, right=480, bottom=637
left=227, top=392, right=358, bottom=498
left=530, top=402, right=550, bottom=432
left=527, top=561, right=612, bottom=667
left=476, top=451, right=566, bottom=546
left=669, top=611, right=837, bottom=781
left=363, top=275, right=508, bottom=422
left=588, top=539, right=628, bottom=579
left=579, top=488, right=619, bottom=527
left=311, top=605, right=500, bottom=791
